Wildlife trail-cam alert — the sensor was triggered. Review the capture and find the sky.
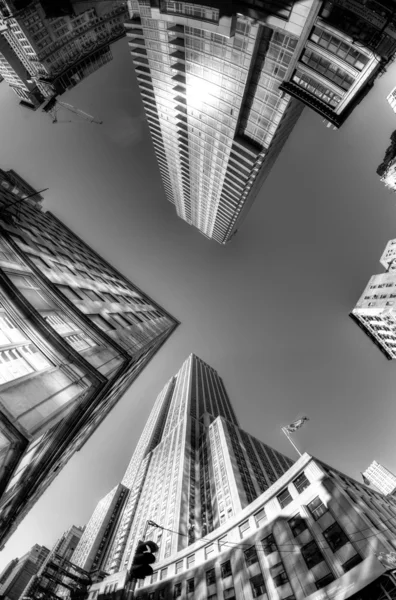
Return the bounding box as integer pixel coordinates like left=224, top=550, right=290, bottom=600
left=0, top=36, right=396, bottom=569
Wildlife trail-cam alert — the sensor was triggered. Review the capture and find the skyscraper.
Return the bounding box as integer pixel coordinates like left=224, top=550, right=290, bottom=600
left=0, top=0, right=128, bottom=109
left=351, top=238, right=396, bottom=359
left=125, top=0, right=394, bottom=244
left=0, top=167, right=178, bottom=548
left=377, top=131, right=396, bottom=192
left=0, top=543, right=50, bottom=600
left=363, top=460, right=396, bottom=496
left=72, top=354, right=295, bottom=577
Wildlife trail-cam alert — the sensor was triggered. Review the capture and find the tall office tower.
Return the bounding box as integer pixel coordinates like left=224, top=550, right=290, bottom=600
left=351, top=238, right=396, bottom=359
left=0, top=543, right=50, bottom=600
left=72, top=484, right=128, bottom=576
left=377, top=131, right=396, bottom=192
left=0, top=0, right=128, bottom=109
left=0, top=168, right=178, bottom=548
left=0, top=557, right=19, bottom=585
left=125, top=1, right=394, bottom=244
left=363, top=461, right=396, bottom=496
left=75, top=354, right=294, bottom=579
left=387, top=87, right=396, bottom=114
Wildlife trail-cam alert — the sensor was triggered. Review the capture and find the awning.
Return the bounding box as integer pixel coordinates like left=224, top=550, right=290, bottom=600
left=304, top=554, right=386, bottom=600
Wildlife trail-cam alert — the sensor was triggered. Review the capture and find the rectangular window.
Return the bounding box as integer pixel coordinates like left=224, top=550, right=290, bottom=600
left=262, top=534, right=277, bottom=555
left=160, top=567, right=167, bottom=580
left=244, top=546, right=259, bottom=567
left=270, top=562, right=288, bottom=587
left=208, top=595, right=217, bottom=600
left=173, top=583, right=181, bottom=597
left=175, top=560, right=183, bottom=573
left=152, top=572, right=158, bottom=583
left=254, top=507, right=267, bottom=527
left=218, top=535, right=227, bottom=551
left=315, top=573, right=335, bottom=590
left=301, top=540, right=325, bottom=569
left=187, top=578, right=194, bottom=593
left=308, top=497, right=327, bottom=520
left=250, top=574, right=266, bottom=598
left=224, top=588, right=236, bottom=599
left=288, top=514, right=308, bottom=537
left=148, top=594, right=155, bottom=600
left=221, top=560, right=232, bottom=578
left=293, top=472, right=310, bottom=494
left=239, top=519, right=250, bottom=537
left=187, top=554, right=195, bottom=568
left=206, top=568, right=216, bottom=586
left=159, top=591, right=165, bottom=600
left=277, top=488, right=293, bottom=508
left=88, top=314, right=114, bottom=331
left=323, top=522, right=349, bottom=552
left=342, top=554, right=362, bottom=572
left=205, top=543, right=215, bottom=558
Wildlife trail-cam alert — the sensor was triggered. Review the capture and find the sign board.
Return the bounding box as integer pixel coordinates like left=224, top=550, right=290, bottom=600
left=304, top=554, right=386, bottom=600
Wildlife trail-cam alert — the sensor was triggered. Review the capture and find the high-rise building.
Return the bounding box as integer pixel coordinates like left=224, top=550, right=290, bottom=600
left=72, top=354, right=295, bottom=579
left=0, top=0, right=128, bottom=109
left=387, top=87, right=396, bottom=114
left=363, top=460, right=396, bottom=497
left=0, top=168, right=179, bottom=548
left=125, top=0, right=394, bottom=244
left=377, top=130, right=396, bottom=192
left=350, top=238, right=396, bottom=359
left=0, top=543, right=50, bottom=600
left=83, top=358, right=396, bottom=600
left=0, top=557, right=19, bottom=585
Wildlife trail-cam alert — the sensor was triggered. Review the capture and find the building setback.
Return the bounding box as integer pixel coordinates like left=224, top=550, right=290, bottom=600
left=351, top=238, right=396, bottom=359
left=0, top=0, right=127, bottom=109
left=363, top=460, right=396, bottom=497
left=72, top=354, right=295, bottom=580
left=0, top=167, right=179, bottom=548
left=125, top=0, right=395, bottom=244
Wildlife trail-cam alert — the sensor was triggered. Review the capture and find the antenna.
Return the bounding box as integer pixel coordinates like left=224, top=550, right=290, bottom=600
left=41, top=96, right=103, bottom=125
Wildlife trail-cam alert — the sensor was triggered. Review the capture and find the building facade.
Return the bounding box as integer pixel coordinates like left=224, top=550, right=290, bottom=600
left=0, top=168, right=178, bottom=548
left=350, top=238, right=396, bottom=359
left=0, top=0, right=128, bottom=109
left=72, top=354, right=295, bottom=581
left=377, top=130, right=396, bottom=191
left=363, top=460, right=396, bottom=497
left=0, top=543, right=50, bottom=600
left=125, top=0, right=394, bottom=244
left=387, top=86, right=396, bottom=113
left=89, top=453, right=396, bottom=600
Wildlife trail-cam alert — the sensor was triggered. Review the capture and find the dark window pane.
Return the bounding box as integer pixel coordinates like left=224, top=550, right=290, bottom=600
left=250, top=573, right=266, bottom=598
left=270, top=562, right=288, bottom=587
left=221, top=560, right=232, bottom=578
left=187, top=578, right=195, bottom=592
left=206, top=568, right=216, bottom=586
left=244, top=546, right=259, bottom=566
left=323, top=522, right=349, bottom=552
left=293, top=473, right=310, bottom=493
left=301, top=540, right=325, bottom=569
left=342, top=554, right=362, bottom=572
left=315, top=573, right=335, bottom=590
left=262, top=534, right=277, bottom=555
left=308, top=496, right=327, bottom=520
left=224, top=588, right=236, bottom=599
left=277, top=488, right=292, bottom=508
left=289, top=514, right=308, bottom=537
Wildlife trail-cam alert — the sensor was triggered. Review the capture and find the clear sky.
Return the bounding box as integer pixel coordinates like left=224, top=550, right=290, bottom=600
left=0, top=37, right=396, bottom=569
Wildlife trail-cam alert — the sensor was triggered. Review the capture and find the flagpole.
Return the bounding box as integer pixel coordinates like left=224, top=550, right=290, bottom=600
left=282, top=427, right=302, bottom=457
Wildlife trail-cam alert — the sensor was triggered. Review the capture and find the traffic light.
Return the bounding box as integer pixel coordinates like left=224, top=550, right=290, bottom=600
left=129, top=540, right=159, bottom=580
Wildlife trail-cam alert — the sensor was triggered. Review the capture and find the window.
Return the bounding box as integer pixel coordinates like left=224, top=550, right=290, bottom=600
left=187, top=578, right=195, bottom=593
left=262, top=534, right=277, bottom=555
left=206, top=568, right=216, bottom=586
left=293, top=473, right=310, bottom=493
left=152, top=572, right=158, bottom=583
left=224, top=588, right=236, bottom=599
left=315, top=573, right=335, bottom=590
left=270, top=562, right=288, bottom=587
left=160, top=567, right=167, bottom=580
left=205, top=543, right=215, bottom=558
left=239, top=519, right=250, bottom=537
left=301, top=540, right=325, bottom=569
left=208, top=595, right=217, bottom=600
left=174, top=583, right=182, bottom=597
left=187, top=554, right=195, bottom=568
left=308, top=496, right=327, bottom=520
left=244, top=546, right=259, bottom=566
left=159, top=591, right=165, bottom=600
left=343, top=554, right=362, bottom=572
left=221, top=560, right=232, bottom=578
left=148, top=594, right=155, bottom=600
left=218, top=535, right=227, bottom=551
left=300, top=49, right=354, bottom=90
left=323, top=522, right=349, bottom=552
left=176, top=559, right=183, bottom=573
left=277, top=488, right=293, bottom=508
left=89, top=314, right=114, bottom=331
left=250, top=574, right=266, bottom=598
left=254, top=507, right=267, bottom=527
left=288, top=514, right=308, bottom=537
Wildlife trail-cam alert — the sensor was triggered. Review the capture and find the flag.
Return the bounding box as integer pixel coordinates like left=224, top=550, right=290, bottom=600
left=283, top=416, right=309, bottom=434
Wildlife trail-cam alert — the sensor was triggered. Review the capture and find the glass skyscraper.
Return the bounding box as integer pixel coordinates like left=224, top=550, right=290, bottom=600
left=0, top=168, right=178, bottom=549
